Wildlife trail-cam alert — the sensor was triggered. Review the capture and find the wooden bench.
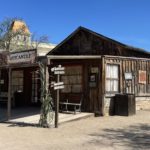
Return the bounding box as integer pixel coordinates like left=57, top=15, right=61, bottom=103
left=0, top=92, right=8, bottom=103
left=0, top=92, right=14, bottom=106
left=59, top=94, right=83, bottom=114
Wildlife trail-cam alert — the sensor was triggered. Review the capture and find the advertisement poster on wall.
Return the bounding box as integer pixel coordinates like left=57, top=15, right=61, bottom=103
left=139, top=70, right=146, bottom=84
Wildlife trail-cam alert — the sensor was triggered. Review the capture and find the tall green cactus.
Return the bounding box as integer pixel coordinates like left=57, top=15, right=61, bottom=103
left=38, top=62, right=54, bottom=128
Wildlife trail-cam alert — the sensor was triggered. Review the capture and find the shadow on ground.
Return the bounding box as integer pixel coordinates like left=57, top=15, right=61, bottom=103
left=2, top=121, right=40, bottom=128
left=89, top=124, right=150, bottom=150
left=0, top=107, right=40, bottom=121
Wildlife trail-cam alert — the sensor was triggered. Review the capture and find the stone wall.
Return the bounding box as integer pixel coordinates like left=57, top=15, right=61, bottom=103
left=104, top=97, right=115, bottom=116
left=104, top=96, right=150, bottom=116
left=136, top=97, right=150, bottom=110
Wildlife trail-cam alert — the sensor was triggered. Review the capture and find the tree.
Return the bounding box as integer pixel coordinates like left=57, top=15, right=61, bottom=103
left=0, top=17, right=49, bottom=51
left=0, top=17, right=54, bottom=127
left=31, top=33, right=49, bottom=49
left=0, top=17, right=29, bottom=51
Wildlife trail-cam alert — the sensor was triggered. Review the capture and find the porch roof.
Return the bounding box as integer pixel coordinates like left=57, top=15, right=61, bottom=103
left=47, top=55, right=150, bottom=61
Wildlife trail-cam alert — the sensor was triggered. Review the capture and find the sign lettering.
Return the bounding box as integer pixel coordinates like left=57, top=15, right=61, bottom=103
left=54, top=82, right=64, bottom=86
left=54, top=71, right=65, bottom=74
left=7, top=50, right=36, bottom=64
left=54, top=85, right=64, bottom=90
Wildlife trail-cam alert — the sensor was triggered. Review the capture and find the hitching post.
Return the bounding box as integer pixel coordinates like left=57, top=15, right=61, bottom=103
left=7, top=67, right=12, bottom=120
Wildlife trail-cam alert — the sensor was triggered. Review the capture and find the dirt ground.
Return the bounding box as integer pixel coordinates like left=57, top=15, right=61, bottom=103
left=0, top=110, right=150, bottom=150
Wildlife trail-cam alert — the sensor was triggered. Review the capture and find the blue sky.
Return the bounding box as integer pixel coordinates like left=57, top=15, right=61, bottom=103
left=0, top=0, right=150, bottom=51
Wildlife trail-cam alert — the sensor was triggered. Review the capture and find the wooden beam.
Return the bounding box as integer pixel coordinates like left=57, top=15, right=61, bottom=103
left=7, top=67, right=12, bottom=120
left=47, top=55, right=102, bottom=60
left=47, top=55, right=150, bottom=61
left=104, top=55, right=150, bottom=61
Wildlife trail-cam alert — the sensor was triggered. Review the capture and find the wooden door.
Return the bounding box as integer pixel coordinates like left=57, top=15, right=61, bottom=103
left=88, top=66, right=100, bottom=112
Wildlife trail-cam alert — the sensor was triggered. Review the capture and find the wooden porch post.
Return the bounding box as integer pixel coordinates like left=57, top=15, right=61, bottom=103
left=7, top=67, right=12, bottom=120
left=45, top=65, right=49, bottom=92
left=101, top=56, right=105, bottom=116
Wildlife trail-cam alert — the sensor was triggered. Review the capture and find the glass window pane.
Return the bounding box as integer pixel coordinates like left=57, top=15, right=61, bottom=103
left=106, top=80, right=110, bottom=92
left=106, top=64, right=119, bottom=92
left=61, top=85, right=71, bottom=93
left=72, top=85, right=82, bottom=93
left=112, top=65, right=118, bottom=78
left=113, top=80, right=118, bottom=91
left=61, top=66, right=82, bottom=93
left=106, top=65, right=110, bottom=78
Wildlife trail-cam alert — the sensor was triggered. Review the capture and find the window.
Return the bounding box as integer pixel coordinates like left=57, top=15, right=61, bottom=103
left=12, top=70, right=24, bottom=95
left=23, top=36, right=26, bottom=42
left=31, top=71, right=40, bottom=103
left=106, top=64, right=119, bottom=93
left=61, top=66, right=82, bottom=93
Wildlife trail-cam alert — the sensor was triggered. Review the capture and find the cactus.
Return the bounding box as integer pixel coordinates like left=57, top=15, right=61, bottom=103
left=38, top=62, right=54, bottom=128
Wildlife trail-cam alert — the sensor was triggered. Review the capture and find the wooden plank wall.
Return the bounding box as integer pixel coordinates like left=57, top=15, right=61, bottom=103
left=105, top=56, right=150, bottom=95
left=50, top=59, right=102, bottom=113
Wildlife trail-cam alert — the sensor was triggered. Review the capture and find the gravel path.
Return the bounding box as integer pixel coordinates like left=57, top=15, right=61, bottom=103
left=0, top=110, right=150, bottom=150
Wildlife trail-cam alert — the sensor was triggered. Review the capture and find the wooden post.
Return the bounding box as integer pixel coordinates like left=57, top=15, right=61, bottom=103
left=7, top=67, right=12, bottom=120
left=55, top=74, right=60, bottom=128
left=45, top=65, right=49, bottom=92
left=101, top=56, right=105, bottom=116
left=0, top=69, right=1, bottom=97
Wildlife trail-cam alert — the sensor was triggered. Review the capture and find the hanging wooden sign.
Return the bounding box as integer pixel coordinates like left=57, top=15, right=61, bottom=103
left=54, top=85, right=64, bottom=90
left=7, top=50, right=36, bottom=64
left=54, top=71, right=65, bottom=74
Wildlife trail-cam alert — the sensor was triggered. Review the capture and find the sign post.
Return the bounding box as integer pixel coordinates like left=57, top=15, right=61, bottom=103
left=55, top=74, right=60, bottom=128
left=51, top=65, right=65, bottom=128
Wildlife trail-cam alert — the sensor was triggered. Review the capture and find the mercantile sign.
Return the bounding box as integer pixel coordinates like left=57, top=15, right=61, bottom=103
left=7, top=50, right=36, bottom=64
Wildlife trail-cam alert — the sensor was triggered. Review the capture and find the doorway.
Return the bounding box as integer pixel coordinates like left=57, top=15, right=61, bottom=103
left=12, top=67, right=41, bottom=107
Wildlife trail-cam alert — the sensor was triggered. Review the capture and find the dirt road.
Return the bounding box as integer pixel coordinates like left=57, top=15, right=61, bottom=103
left=0, top=110, right=150, bottom=150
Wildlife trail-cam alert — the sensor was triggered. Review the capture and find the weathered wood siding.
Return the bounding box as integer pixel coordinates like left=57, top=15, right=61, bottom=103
left=48, top=27, right=150, bottom=114
left=104, top=56, right=150, bottom=115
left=49, top=27, right=150, bottom=58
left=104, top=56, right=150, bottom=95
left=50, top=56, right=150, bottom=115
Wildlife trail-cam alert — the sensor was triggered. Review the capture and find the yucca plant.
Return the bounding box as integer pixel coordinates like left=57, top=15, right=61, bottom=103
left=38, top=62, right=54, bottom=128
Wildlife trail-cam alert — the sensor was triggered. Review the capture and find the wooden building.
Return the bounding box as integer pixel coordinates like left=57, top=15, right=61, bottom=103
left=47, top=26, right=150, bottom=115
left=0, top=49, right=47, bottom=119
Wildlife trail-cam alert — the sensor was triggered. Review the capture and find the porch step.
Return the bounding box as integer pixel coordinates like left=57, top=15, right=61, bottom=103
left=2, top=112, right=94, bottom=127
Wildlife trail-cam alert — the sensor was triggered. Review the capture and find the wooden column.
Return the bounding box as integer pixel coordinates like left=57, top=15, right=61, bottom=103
left=101, top=56, right=105, bottom=116
left=0, top=69, right=1, bottom=96
left=45, top=65, right=49, bottom=92
left=7, top=67, right=12, bottom=120
left=55, top=73, right=60, bottom=128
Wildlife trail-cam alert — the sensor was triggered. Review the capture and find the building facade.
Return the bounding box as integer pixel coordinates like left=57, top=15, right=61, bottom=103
left=47, top=27, right=150, bottom=115
left=0, top=49, right=50, bottom=120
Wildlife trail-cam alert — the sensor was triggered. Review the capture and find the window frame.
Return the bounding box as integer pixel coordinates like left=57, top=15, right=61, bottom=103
left=60, top=65, right=83, bottom=94
left=31, top=71, right=40, bottom=103
left=105, top=63, right=120, bottom=94
left=11, top=70, right=24, bottom=96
